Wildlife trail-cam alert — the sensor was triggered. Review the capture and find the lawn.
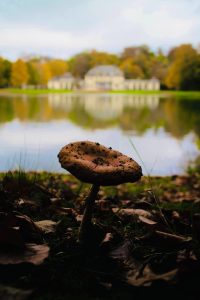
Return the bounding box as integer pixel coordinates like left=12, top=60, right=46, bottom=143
left=1, top=88, right=200, bottom=98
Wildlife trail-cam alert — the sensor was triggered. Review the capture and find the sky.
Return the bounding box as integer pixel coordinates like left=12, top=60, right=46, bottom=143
left=0, top=0, right=200, bottom=60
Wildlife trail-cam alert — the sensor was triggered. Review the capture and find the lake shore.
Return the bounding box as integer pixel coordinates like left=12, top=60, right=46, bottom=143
left=1, top=88, right=200, bottom=98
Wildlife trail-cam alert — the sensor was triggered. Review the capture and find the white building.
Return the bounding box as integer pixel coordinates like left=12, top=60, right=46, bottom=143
left=47, top=73, right=75, bottom=90
left=125, top=78, right=160, bottom=91
left=84, top=65, right=160, bottom=91
left=84, top=65, right=125, bottom=91
left=47, top=65, right=160, bottom=91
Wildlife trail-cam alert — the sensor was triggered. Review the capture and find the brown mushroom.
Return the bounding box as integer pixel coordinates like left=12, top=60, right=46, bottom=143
left=58, top=141, right=142, bottom=243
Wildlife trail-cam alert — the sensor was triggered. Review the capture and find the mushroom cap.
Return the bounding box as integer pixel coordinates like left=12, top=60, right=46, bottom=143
left=58, top=141, right=142, bottom=186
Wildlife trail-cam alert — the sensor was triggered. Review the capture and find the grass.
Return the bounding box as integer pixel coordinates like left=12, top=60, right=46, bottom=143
left=0, top=88, right=200, bottom=98
left=110, top=90, right=200, bottom=98
left=0, top=88, right=73, bottom=95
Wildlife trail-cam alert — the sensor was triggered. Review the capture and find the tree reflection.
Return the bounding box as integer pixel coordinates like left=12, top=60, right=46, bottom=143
left=0, top=93, right=200, bottom=140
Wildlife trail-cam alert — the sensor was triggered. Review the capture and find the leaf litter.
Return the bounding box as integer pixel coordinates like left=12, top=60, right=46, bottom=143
left=0, top=171, right=199, bottom=299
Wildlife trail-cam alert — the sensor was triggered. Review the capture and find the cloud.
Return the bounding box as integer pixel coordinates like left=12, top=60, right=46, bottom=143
left=95, top=0, right=200, bottom=50
left=0, top=25, right=105, bottom=59
left=122, top=7, right=193, bottom=38
left=0, top=0, right=199, bottom=59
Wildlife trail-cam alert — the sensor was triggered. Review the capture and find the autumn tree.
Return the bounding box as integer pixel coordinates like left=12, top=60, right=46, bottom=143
left=0, top=58, right=12, bottom=87
left=121, top=45, right=152, bottom=78
left=10, top=59, right=29, bottom=87
left=37, top=62, right=52, bottom=86
left=149, top=49, right=169, bottom=85
left=48, top=59, right=68, bottom=77
left=27, top=61, right=40, bottom=85
left=68, top=52, right=92, bottom=78
left=90, top=50, right=119, bottom=67
left=165, top=44, right=200, bottom=90
left=120, top=58, right=144, bottom=79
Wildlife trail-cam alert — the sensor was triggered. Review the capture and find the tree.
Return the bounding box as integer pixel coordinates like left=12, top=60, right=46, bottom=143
left=0, top=58, right=12, bottom=87
left=149, top=49, right=169, bottom=84
left=37, top=62, right=52, bottom=86
left=48, top=59, right=68, bottom=77
left=121, top=45, right=153, bottom=78
left=11, top=59, right=29, bottom=87
left=165, top=44, right=200, bottom=90
left=90, top=50, right=119, bottom=67
left=120, top=58, right=144, bottom=79
left=27, top=61, right=40, bottom=85
left=68, top=52, right=92, bottom=78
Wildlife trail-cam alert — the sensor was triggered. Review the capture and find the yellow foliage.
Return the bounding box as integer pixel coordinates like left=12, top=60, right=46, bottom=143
left=11, top=59, right=29, bottom=87
left=120, top=58, right=144, bottom=79
left=37, top=63, right=52, bottom=85
left=48, top=59, right=68, bottom=77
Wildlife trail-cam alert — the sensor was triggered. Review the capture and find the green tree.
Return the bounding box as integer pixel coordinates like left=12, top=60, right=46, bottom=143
left=0, top=58, right=12, bottom=87
left=165, top=44, right=200, bottom=90
left=11, top=59, right=29, bottom=87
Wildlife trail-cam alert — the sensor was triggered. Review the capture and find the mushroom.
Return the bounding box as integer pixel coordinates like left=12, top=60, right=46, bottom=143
left=58, top=141, right=142, bottom=244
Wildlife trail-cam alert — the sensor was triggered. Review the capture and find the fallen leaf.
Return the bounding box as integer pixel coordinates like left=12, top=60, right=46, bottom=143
left=152, top=231, right=192, bottom=249
left=35, top=220, right=57, bottom=234
left=76, top=214, right=83, bottom=223
left=0, top=227, right=25, bottom=249
left=112, top=208, right=153, bottom=219
left=0, top=285, right=32, bottom=300
left=127, top=265, right=177, bottom=286
left=0, top=213, right=42, bottom=244
left=138, top=215, right=157, bottom=227
left=0, top=243, right=49, bottom=265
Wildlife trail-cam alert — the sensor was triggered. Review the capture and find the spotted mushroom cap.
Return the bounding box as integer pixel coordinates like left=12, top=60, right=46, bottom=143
left=58, top=141, right=142, bottom=186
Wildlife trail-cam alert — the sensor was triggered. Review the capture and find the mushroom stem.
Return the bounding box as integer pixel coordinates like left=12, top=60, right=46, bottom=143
left=79, top=184, right=100, bottom=243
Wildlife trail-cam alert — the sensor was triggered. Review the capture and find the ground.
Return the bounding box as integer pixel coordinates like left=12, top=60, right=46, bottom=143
left=0, top=168, right=200, bottom=300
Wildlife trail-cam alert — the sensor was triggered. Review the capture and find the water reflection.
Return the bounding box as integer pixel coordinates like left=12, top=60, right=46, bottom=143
left=0, top=93, right=199, bottom=175
left=48, top=93, right=160, bottom=120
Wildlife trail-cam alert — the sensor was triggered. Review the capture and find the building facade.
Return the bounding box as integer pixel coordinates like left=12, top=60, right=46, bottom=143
left=84, top=65, right=160, bottom=91
left=125, top=78, right=160, bottom=91
left=84, top=65, right=125, bottom=91
left=47, top=65, right=160, bottom=91
left=47, top=73, right=75, bottom=90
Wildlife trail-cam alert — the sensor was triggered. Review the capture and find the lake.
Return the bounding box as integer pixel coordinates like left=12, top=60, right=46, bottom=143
left=0, top=92, right=200, bottom=175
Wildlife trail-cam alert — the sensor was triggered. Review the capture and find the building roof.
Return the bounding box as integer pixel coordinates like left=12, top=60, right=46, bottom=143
left=86, top=65, right=124, bottom=77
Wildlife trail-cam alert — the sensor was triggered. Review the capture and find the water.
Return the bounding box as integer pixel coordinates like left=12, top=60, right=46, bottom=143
left=0, top=92, right=200, bottom=175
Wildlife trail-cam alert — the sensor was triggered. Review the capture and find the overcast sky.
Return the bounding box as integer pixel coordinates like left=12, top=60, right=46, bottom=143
left=0, top=0, right=199, bottom=60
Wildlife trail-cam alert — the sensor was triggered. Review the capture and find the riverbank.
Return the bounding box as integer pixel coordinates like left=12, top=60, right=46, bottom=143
left=1, top=88, right=200, bottom=98
left=0, top=169, right=199, bottom=299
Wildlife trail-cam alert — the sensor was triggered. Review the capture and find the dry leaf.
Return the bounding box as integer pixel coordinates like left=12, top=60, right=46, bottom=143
left=35, top=220, right=57, bottom=234
left=127, top=265, right=177, bottom=286
left=112, top=208, right=153, bottom=219
left=0, top=285, right=32, bottom=300
left=0, top=213, right=42, bottom=244
left=153, top=230, right=192, bottom=248
left=0, top=243, right=49, bottom=265
left=0, top=227, right=25, bottom=249
left=138, top=215, right=157, bottom=227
